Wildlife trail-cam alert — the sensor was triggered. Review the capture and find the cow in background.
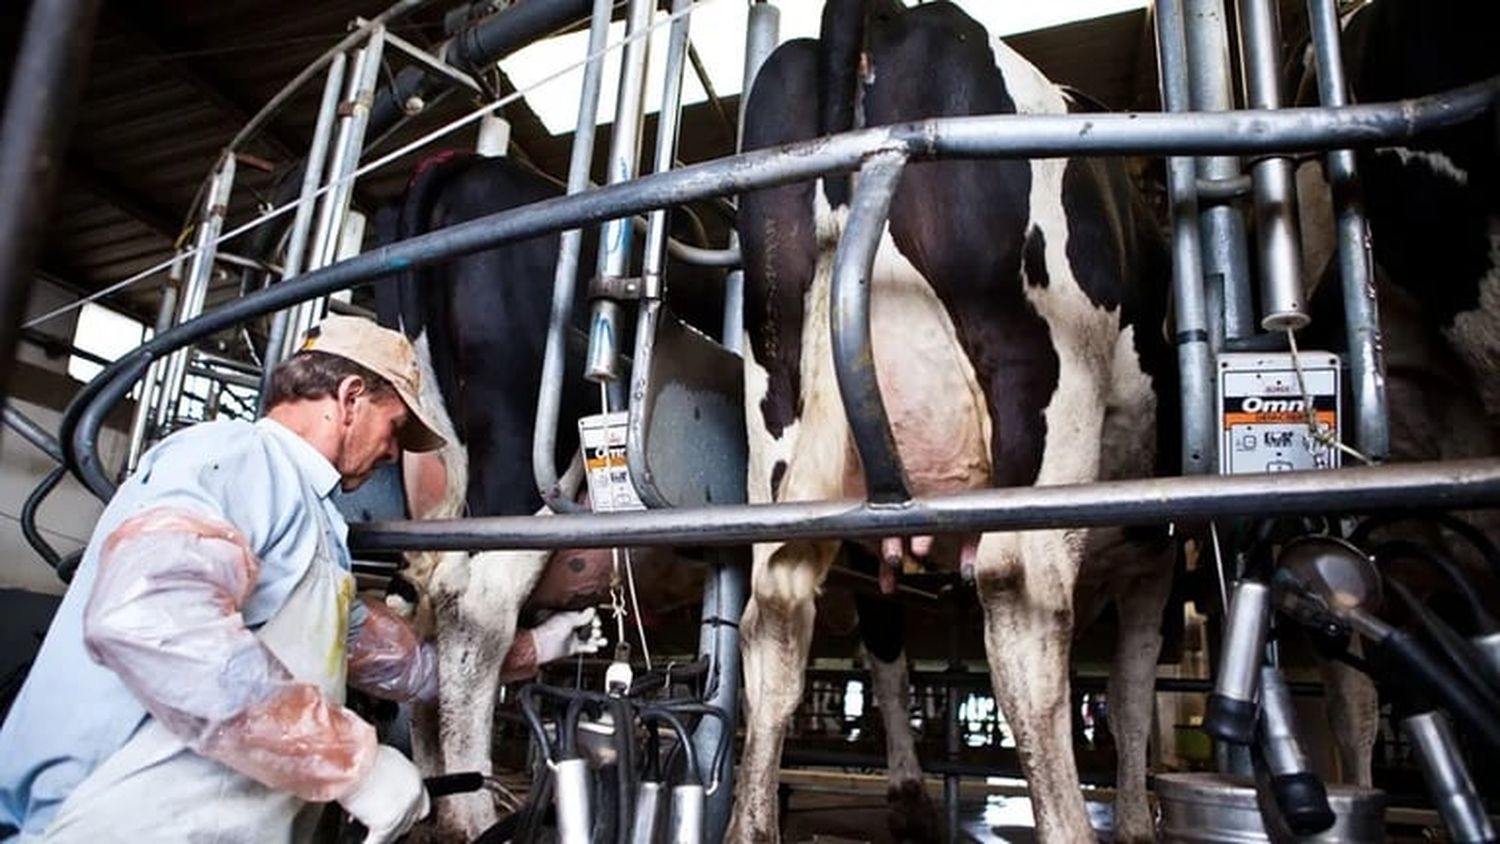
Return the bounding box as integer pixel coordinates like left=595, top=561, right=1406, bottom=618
left=372, top=153, right=713, bottom=839
left=1294, top=0, right=1500, bottom=788
left=732, top=1, right=1178, bottom=840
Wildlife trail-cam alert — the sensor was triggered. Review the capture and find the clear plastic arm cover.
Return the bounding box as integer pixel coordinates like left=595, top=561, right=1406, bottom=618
left=347, top=596, right=438, bottom=703
left=84, top=508, right=376, bottom=803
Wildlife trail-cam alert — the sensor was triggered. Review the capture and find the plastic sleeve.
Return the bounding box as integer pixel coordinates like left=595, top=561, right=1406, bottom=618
left=347, top=596, right=439, bottom=703
left=83, top=508, right=377, bottom=803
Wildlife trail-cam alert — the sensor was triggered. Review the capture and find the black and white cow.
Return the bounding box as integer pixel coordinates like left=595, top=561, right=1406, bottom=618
left=372, top=153, right=712, bottom=839
left=732, top=2, right=1176, bottom=841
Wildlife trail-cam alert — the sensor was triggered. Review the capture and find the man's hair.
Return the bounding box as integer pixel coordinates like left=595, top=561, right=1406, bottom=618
left=265, top=350, right=396, bottom=409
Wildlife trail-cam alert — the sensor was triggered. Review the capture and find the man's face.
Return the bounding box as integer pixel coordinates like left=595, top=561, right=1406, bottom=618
left=336, top=378, right=407, bottom=491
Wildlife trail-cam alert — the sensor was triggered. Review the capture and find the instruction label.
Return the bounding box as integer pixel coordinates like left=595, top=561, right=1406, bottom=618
left=578, top=411, right=646, bottom=513
left=1217, top=352, right=1341, bottom=475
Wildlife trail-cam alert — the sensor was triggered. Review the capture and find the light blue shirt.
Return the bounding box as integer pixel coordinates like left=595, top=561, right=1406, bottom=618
left=0, top=419, right=362, bottom=838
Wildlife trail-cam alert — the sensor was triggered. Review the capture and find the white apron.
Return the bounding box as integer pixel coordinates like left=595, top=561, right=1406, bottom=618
left=39, top=490, right=355, bottom=844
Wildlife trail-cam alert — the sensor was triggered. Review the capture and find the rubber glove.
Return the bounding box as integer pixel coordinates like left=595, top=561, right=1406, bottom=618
left=337, top=745, right=430, bottom=844
left=533, top=607, right=608, bottom=664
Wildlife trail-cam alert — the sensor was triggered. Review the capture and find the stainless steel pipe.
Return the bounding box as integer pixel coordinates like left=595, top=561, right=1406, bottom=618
left=346, top=459, right=1500, bottom=553
left=1306, top=0, right=1389, bottom=461
left=259, top=50, right=349, bottom=410
left=585, top=0, right=654, bottom=384
left=1237, top=0, right=1309, bottom=330
left=534, top=0, right=614, bottom=513
left=1155, top=0, right=1218, bottom=474
left=1184, top=0, right=1255, bottom=343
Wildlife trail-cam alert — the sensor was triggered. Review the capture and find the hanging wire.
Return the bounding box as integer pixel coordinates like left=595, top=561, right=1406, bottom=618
left=1285, top=328, right=1375, bottom=466
left=25, top=0, right=717, bottom=330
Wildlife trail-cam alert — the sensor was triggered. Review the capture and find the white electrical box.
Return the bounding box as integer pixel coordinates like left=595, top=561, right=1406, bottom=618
left=578, top=411, right=646, bottom=513
left=1217, top=351, right=1341, bottom=475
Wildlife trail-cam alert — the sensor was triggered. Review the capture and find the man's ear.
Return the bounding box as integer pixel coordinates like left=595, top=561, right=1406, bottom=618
left=336, top=375, right=366, bottom=423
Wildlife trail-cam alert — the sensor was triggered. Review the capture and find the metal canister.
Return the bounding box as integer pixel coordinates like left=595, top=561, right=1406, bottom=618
left=1156, top=773, right=1385, bottom=842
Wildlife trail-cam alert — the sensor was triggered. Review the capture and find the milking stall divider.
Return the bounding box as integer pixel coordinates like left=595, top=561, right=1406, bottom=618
left=2, top=0, right=1499, bottom=839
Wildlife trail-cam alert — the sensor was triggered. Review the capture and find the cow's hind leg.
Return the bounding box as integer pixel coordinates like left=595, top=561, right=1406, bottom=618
left=975, top=531, right=1094, bottom=841
left=728, top=540, right=839, bottom=843
left=857, top=592, right=940, bottom=842
left=430, top=549, right=547, bottom=840
left=1104, top=545, right=1174, bottom=843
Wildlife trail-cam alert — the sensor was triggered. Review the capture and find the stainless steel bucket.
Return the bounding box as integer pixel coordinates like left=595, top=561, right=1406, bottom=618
left=1156, top=773, right=1385, bottom=842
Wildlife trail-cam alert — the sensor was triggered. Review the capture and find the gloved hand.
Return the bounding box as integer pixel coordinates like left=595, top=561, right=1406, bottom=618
left=532, top=608, right=609, bottom=665
left=337, top=745, right=430, bottom=844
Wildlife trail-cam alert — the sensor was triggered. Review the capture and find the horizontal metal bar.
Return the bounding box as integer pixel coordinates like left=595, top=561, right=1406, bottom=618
left=60, top=78, right=1500, bottom=501
left=4, top=402, right=63, bottom=463
left=347, top=458, right=1500, bottom=552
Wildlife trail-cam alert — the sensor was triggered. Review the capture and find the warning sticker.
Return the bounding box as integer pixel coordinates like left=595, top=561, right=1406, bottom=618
left=578, top=411, right=646, bottom=513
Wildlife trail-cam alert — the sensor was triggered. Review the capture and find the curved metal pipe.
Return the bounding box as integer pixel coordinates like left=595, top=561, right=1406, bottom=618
left=831, top=151, right=911, bottom=505
left=58, top=79, right=1500, bottom=500
left=21, top=465, right=67, bottom=571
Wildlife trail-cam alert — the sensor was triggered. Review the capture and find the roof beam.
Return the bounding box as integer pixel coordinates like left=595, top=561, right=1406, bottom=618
left=104, top=8, right=302, bottom=162
left=66, top=156, right=183, bottom=242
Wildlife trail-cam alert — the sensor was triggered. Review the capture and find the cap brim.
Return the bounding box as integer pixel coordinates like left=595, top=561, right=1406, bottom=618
left=393, top=387, right=448, bottom=453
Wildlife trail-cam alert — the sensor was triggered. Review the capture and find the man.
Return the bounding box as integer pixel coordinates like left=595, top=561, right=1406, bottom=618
left=0, top=316, right=597, bottom=842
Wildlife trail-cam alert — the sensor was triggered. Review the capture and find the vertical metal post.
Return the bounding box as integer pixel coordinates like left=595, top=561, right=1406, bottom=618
left=584, top=0, right=654, bottom=386
left=693, top=9, right=777, bottom=834
left=1184, top=0, right=1255, bottom=344
left=1236, top=0, right=1308, bottom=330
left=720, top=1, right=781, bottom=354
left=157, top=154, right=237, bottom=430
left=640, top=0, right=693, bottom=301
left=1306, top=0, right=1389, bottom=461
left=288, top=26, right=386, bottom=359
left=127, top=267, right=183, bottom=472
left=944, top=629, right=962, bottom=843
left=0, top=0, right=101, bottom=411
left=1155, top=0, right=1217, bottom=475
left=691, top=550, right=746, bottom=843
left=534, top=0, right=613, bottom=512
left=259, top=50, right=349, bottom=412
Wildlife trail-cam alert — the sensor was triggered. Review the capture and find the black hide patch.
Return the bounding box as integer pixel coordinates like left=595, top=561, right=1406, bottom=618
left=1023, top=226, right=1050, bottom=289
left=739, top=40, right=822, bottom=440
left=1061, top=157, right=1124, bottom=311
left=769, top=460, right=788, bottom=502
left=859, top=3, right=1055, bottom=488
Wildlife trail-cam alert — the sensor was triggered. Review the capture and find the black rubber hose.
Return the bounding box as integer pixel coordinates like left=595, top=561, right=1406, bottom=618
left=1374, top=539, right=1499, bottom=635
left=638, top=708, right=702, bottom=786
left=1353, top=512, right=1500, bottom=585
left=1373, top=628, right=1500, bottom=753
left=611, top=698, right=635, bottom=844
left=1383, top=576, right=1500, bottom=707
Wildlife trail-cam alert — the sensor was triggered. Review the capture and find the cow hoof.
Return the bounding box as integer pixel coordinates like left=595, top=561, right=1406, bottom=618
left=886, top=780, right=940, bottom=843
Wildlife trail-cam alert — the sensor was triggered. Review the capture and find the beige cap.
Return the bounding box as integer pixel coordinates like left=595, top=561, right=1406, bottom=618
left=298, top=315, right=448, bottom=453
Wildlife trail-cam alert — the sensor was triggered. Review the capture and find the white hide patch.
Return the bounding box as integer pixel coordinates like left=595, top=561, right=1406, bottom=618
left=867, top=218, right=992, bottom=497
left=1023, top=156, right=1117, bottom=488
left=991, top=38, right=1069, bottom=116
left=1378, top=146, right=1471, bottom=187
left=1444, top=228, right=1500, bottom=421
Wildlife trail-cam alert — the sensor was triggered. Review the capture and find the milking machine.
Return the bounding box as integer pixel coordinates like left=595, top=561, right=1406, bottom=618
left=1197, top=520, right=1500, bottom=842
left=508, top=672, right=731, bottom=844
